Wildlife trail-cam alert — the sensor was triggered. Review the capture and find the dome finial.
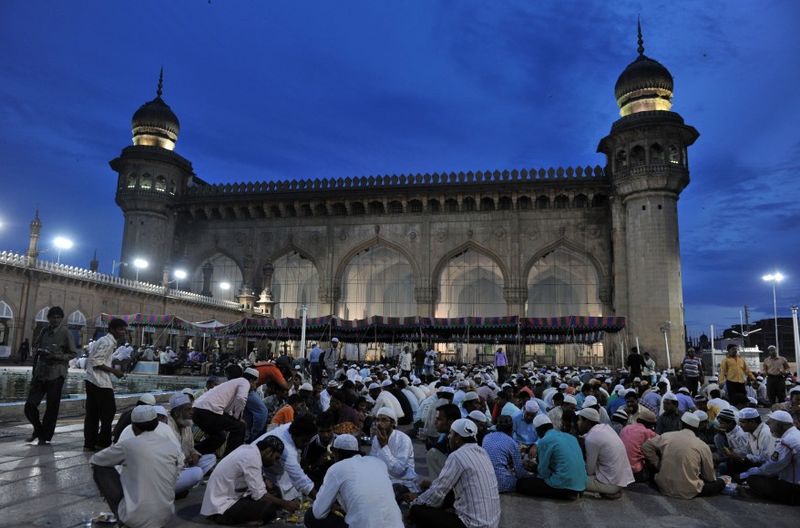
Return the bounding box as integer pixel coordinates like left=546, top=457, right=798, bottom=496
left=637, top=16, right=645, bottom=56
left=157, top=67, right=164, bottom=98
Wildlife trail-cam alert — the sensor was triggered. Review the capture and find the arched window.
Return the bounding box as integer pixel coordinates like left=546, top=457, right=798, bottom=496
left=480, top=197, right=495, bottom=211
left=67, top=310, right=87, bottom=347
left=518, top=196, right=533, bottom=210
left=368, top=201, right=385, bottom=215
left=331, top=203, right=348, bottom=216
left=339, top=246, right=415, bottom=319
left=314, top=203, right=328, bottom=216
left=669, top=145, right=680, bottom=164
left=388, top=201, right=404, bottom=214
left=535, top=196, right=550, bottom=209
left=462, top=197, right=476, bottom=212
left=444, top=199, right=459, bottom=212
left=630, top=145, right=646, bottom=166
left=140, top=173, right=153, bottom=190
left=436, top=249, right=505, bottom=318
left=573, top=194, right=589, bottom=208
left=650, top=143, right=664, bottom=162
left=498, top=196, right=513, bottom=210
left=0, top=301, right=13, bottom=348
left=35, top=307, right=50, bottom=323
left=272, top=252, right=320, bottom=319
left=300, top=204, right=313, bottom=217
left=615, top=150, right=627, bottom=169
left=526, top=247, right=602, bottom=317
left=169, top=181, right=176, bottom=195
left=127, top=174, right=138, bottom=189
left=427, top=199, right=441, bottom=213
left=190, top=254, right=244, bottom=302
left=408, top=200, right=423, bottom=213
left=155, top=176, right=167, bottom=192
left=350, top=202, right=366, bottom=215
left=554, top=195, right=569, bottom=209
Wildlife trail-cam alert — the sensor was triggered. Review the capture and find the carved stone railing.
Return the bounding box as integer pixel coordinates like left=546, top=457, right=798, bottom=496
left=187, top=165, right=607, bottom=196
left=0, top=251, right=242, bottom=311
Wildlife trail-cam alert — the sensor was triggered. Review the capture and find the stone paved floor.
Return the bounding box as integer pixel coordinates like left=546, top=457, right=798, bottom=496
left=0, top=415, right=797, bottom=528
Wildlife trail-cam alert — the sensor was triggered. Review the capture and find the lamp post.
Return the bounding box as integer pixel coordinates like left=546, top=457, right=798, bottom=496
left=762, top=272, right=785, bottom=354
left=173, top=269, right=187, bottom=291
left=133, top=258, right=149, bottom=282
left=791, top=306, right=800, bottom=379
left=53, top=236, right=73, bottom=264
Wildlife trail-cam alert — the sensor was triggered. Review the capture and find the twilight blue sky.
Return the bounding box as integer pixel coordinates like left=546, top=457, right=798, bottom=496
left=0, top=0, right=798, bottom=336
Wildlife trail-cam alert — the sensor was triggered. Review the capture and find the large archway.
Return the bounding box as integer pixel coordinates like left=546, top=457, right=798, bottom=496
left=435, top=249, right=505, bottom=318
left=190, top=253, right=243, bottom=302
left=525, top=246, right=602, bottom=317
left=271, top=251, right=321, bottom=319
left=338, top=245, right=416, bottom=319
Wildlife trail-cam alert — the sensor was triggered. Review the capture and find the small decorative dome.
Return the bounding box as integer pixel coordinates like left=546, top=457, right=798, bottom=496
left=614, top=21, right=673, bottom=117
left=132, top=68, right=180, bottom=150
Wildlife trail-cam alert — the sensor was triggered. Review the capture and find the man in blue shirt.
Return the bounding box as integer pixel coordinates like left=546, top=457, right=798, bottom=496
left=512, top=400, right=540, bottom=447
left=675, top=387, right=696, bottom=414
left=483, top=415, right=533, bottom=492
left=517, top=415, right=587, bottom=500
left=308, top=343, right=322, bottom=385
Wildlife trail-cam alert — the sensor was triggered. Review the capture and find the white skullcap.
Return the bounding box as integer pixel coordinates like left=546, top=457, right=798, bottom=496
left=662, top=392, right=678, bottom=402
left=137, top=393, right=156, bottom=405
left=563, top=395, right=578, bottom=405
left=767, top=410, right=794, bottom=424
left=327, top=381, right=339, bottom=388
left=577, top=408, right=600, bottom=422
left=463, top=392, right=480, bottom=403
left=681, top=412, right=700, bottom=429
left=678, top=387, right=690, bottom=394
left=376, top=406, right=397, bottom=421
left=524, top=400, right=540, bottom=414
left=181, top=387, right=195, bottom=396
left=468, top=410, right=488, bottom=423
left=244, top=367, right=259, bottom=378
left=131, top=405, right=157, bottom=423
left=392, top=375, right=400, bottom=381
left=583, top=396, right=598, bottom=407
left=169, top=393, right=191, bottom=409
left=412, top=378, right=421, bottom=385
left=331, top=337, right=340, bottom=342
left=332, top=434, right=359, bottom=452
left=299, top=382, right=313, bottom=391
left=450, top=418, right=478, bottom=438
left=153, top=405, right=168, bottom=416
left=558, top=383, right=568, bottom=390
left=368, top=383, right=381, bottom=390
left=693, top=410, right=709, bottom=422
left=533, top=414, right=552, bottom=428
left=739, top=407, right=760, bottom=420
left=381, top=379, right=393, bottom=387
left=438, top=387, right=455, bottom=395
left=614, top=384, right=626, bottom=396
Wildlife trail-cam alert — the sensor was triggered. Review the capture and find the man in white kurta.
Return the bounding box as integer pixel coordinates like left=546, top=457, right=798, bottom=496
left=369, top=406, right=419, bottom=492
left=308, top=434, right=404, bottom=528
left=254, top=415, right=318, bottom=500
left=90, top=406, right=182, bottom=528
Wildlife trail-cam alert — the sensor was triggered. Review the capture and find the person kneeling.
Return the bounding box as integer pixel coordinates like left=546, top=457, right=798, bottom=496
left=306, top=434, right=404, bottom=528
left=201, top=435, right=299, bottom=525
left=90, top=406, right=183, bottom=528
left=516, top=414, right=586, bottom=500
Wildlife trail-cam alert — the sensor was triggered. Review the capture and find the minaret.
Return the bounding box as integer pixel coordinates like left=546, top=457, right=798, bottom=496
left=598, top=21, right=699, bottom=367
left=110, top=69, right=194, bottom=283
left=89, top=249, right=99, bottom=272
left=26, top=209, right=41, bottom=261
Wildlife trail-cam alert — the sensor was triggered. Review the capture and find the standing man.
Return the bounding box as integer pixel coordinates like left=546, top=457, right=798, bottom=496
left=18, top=338, right=29, bottom=364
left=681, top=348, right=703, bottom=396
left=719, top=344, right=755, bottom=404
left=626, top=347, right=645, bottom=380
left=399, top=346, right=413, bottom=379
left=763, top=345, right=791, bottom=404
left=192, top=369, right=258, bottom=457
left=24, top=306, right=77, bottom=446
left=414, top=344, right=426, bottom=378
left=324, top=338, right=340, bottom=382
left=84, top=318, right=128, bottom=451
left=494, top=348, right=508, bottom=384
left=309, top=342, right=323, bottom=385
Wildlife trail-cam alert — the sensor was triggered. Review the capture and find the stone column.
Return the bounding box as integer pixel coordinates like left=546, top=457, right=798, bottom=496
left=201, top=262, right=213, bottom=297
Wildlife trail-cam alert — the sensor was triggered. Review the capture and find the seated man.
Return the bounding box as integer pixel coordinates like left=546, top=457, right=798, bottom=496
left=272, top=393, right=307, bottom=425
left=306, top=434, right=404, bottom=528
left=642, top=412, right=725, bottom=499
left=482, top=415, right=533, bottom=493
left=739, top=407, right=775, bottom=466
left=512, top=400, right=540, bottom=448
left=368, top=381, right=406, bottom=422
left=302, top=411, right=337, bottom=487
left=714, top=407, right=750, bottom=474
left=467, top=410, right=489, bottom=445
left=426, top=403, right=461, bottom=479
left=112, top=393, right=156, bottom=444
left=407, top=419, right=501, bottom=528
left=740, top=410, right=800, bottom=505
left=656, top=393, right=682, bottom=434
left=619, top=407, right=658, bottom=482
left=370, top=406, right=419, bottom=494
left=90, top=406, right=183, bottom=528
left=578, top=407, right=634, bottom=499
left=201, top=435, right=300, bottom=524
left=192, top=369, right=258, bottom=457
left=255, top=414, right=318, bottom=501
left=168, top=393, right=216, bottom=496
left=516, top=414, right=586, bottom=500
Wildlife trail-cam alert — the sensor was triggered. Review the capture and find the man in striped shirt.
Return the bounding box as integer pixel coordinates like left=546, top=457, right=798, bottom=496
left=407, top=418, right=500, bottom=528
left=681, top=348, right=704, bottom=396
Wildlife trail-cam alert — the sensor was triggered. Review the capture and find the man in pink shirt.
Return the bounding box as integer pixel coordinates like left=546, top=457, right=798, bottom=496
left=619, top=407, right=658, bottom=482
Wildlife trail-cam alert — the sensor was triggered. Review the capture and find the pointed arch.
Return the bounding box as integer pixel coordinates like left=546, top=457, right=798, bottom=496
left=0, top=301, right=14, bottom=319
left=267, top=241, right=322, bottom=279
left=432, top=241, right=510, bottom=287
left=270, top=248, right=321, bottom=319
left=67, top=310, right=87, bottom=327
left=189, top=251, right=244, bottom=301
left=333, top=237, right=421, bottom=290
left=433, top=241, right=509, bottom=317
left=35, top=306, right=50, bottom=323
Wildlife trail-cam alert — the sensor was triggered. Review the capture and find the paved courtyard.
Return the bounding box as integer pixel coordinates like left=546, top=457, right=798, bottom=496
left=0, top=412, right=797, bottom=528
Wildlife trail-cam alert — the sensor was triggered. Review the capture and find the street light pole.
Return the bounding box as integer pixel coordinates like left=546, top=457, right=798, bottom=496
left=762, top=272, right=784, bottom=355
left=791, top=305, right=799, bottom=380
